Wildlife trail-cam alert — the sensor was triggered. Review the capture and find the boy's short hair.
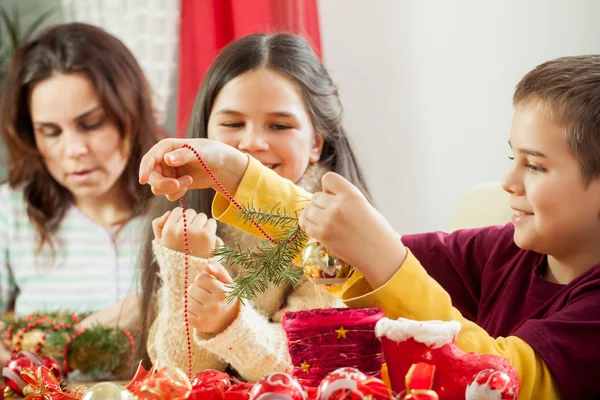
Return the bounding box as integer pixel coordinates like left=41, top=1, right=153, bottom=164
left=514, top=55, right=600, bottom=182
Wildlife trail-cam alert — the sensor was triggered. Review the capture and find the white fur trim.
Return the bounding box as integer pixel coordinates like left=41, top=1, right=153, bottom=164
left=465, top=383, right=503, bottom=400
left=374, top=317, right=461, bottom=348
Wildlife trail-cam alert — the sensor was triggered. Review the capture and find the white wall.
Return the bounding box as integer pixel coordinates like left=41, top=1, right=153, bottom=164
left=318, top=0, right=600, bottom=234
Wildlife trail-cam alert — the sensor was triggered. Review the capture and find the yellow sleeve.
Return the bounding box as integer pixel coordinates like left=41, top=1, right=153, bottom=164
left=212, top=156, right=312, bottom=238
left=340, top=250, right=561, bottom=400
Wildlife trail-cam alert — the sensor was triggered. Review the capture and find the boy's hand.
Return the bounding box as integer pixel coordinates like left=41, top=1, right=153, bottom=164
left=299, top=172, right=407, bottom=288
left=152, top=208, right=217, bottom=259
left=188, top=264, right=240, bottom=334
left=139, top=138, right=249, bottom=201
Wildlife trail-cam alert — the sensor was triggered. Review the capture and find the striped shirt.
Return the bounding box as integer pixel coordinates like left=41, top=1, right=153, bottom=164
left=0, top=184, right=146, bottom=315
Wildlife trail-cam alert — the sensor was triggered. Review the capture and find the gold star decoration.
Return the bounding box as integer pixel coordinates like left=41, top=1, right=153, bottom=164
left=300, top=360, right=311, bottom=373
left=335, top=326, right=349, bottom=339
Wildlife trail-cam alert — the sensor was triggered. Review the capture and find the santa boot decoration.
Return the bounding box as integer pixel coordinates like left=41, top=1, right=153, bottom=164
left=375, top=318, right=519, bottom=400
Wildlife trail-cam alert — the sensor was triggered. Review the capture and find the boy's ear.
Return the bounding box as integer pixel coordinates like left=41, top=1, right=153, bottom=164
left=309, top=132, right=325, bottom=163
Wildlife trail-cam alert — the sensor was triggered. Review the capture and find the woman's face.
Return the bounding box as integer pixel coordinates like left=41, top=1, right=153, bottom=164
left=30, top=73, right=129, bottom=204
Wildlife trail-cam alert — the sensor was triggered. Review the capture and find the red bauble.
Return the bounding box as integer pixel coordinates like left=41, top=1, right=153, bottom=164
left=317, top=367, right=391, bottom=400
left=249, top=373, right=307, bottom=400
left=191, top=369, right=231, bottom=391
left=190, top=369, right=232, bottom=399
left=403, top=390, right=439, bottom=400
left=318, top=367, right=367, bottom=400
left=356, top=377, right=392, bottom=400
left=2, top=352, right=61, bottom=395
left=43, top=357, right=62, bottom=382
left=137, top=366, right=191, bottom=400
left=465, top=369, right=518, bottom=400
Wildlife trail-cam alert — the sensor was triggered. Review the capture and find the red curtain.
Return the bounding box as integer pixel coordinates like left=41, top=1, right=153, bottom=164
left=176, top=0, right=322, bottom=136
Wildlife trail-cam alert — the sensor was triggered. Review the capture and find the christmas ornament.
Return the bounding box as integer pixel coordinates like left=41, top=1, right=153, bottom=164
left=403, top=390, right=439, bottom=400
left=219, top=383, right=255, bottom=400
left=125, top=362, right=156, bottom=395
left=2, top=312, right=135, bottom=380
left=301, top=239, right=354, bottom=286
left=249, top=372, right=307, bottom=400
left=375, top=318, right=520, bottom=400
left=190, top=369, right=231, bottom=391
left=465, top=369, right=518, bottom=400
left=2, top=352, right=61, bottom=396
left=19, top=365, right=79, bottom=400
left=402, top=363, right=439, bottom=400
left=13, top=329, right=45, bottom=352
left=317, top=367, right=367, bottom=400
left=317, top=367, right=391, bottom=400
left=137, top=366, right=192, bottom=400
left=42, top=357, right=62, bottom=381
left=188, top=369, right=255, bottom=400
left=283, top=308, right=384, bottom=387
left=82, top=382, right=135, bottom=400
left=4, top=312, right=80, bottom=359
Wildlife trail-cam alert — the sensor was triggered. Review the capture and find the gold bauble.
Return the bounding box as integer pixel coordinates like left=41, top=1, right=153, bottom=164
left=301, top=238, right=354, bottom=286
left=22, top=385, right=33, bottom=397
left=81, top=382, right=135, bottom=400
left=3, top=386, right=15, bottom=398
left=13, top=329, right=69, bottom=360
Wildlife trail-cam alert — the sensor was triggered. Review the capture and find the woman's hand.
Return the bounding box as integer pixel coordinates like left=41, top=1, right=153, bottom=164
left=139, top=138, right=249, bottom=201
left=76, top=293, right=140, bottom=330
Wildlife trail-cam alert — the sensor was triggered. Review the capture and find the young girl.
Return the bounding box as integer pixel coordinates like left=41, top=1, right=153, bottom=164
left=138, top=33, right=371, bottom=381
left=140, top=56, right=600, bottom=399
left=0, top=24, right=160, bottom=333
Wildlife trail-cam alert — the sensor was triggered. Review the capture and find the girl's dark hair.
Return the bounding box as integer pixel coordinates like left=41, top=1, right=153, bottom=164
left=0, top=23, right=161, bottom=252
left=137, top=33, right=371, bottom=364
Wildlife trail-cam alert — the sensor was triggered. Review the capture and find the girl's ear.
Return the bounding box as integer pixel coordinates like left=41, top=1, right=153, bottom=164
left=309, top=132, right=325, bottom=163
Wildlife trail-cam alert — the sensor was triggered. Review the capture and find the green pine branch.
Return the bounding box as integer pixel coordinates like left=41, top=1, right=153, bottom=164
left=61, top=327, right=132, bottom=376
left=2, top=310, right=91, bottom=331
left=213, top=203, right=308, bottom=302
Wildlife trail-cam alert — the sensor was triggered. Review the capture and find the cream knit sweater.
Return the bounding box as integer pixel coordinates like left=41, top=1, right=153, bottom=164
left=146, top=164, right=345, bottom=381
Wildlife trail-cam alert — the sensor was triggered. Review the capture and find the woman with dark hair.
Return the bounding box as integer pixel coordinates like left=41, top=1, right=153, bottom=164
left=0, top=23, right=161, bottom=329
left=139, top=33, right=371, bottom=380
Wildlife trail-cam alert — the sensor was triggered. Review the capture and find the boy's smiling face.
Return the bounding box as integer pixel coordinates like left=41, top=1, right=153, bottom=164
left=502, top=101, right=600, bottom=260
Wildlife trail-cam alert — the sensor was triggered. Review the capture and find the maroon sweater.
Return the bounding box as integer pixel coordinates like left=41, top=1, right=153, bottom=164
left=402, top=223, right=600, bottom=399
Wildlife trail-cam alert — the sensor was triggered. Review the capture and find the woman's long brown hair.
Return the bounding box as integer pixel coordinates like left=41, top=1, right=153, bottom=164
left=0, top=23, right=162, bottom=253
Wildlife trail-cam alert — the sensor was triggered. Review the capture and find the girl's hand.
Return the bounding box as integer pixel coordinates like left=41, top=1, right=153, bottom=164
left=152, top=208, right=217, bottom=259
left=188, top=264, right=240, bottom=334
left=299, top=172, right=407, bottom=288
